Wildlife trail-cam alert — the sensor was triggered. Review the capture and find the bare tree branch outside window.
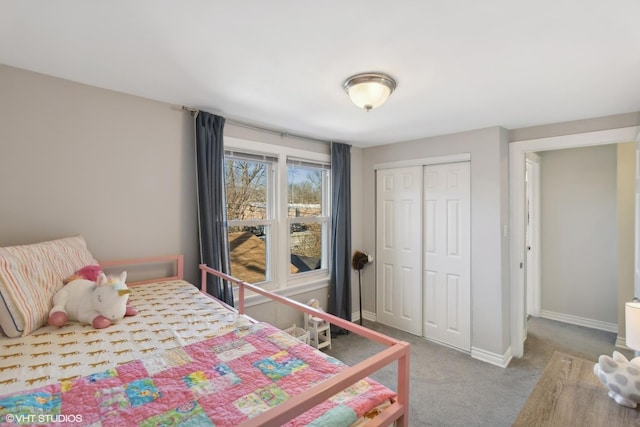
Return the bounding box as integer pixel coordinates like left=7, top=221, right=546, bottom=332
left=225, top=160, right=266, bottom=220
left=224, top=157, right=329, bottom=283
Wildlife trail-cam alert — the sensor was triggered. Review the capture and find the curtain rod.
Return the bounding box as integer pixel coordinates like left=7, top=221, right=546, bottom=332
left=180, top=106, right=333, bottom=146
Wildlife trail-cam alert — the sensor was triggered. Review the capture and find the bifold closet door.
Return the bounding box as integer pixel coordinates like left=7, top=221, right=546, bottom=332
left=423, top=162, right=471, bottom=351
left=376, top=166, right=423, bottom=336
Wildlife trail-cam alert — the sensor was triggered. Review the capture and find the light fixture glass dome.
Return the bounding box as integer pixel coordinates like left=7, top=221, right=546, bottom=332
left=343, top=73, right=397, bottom=112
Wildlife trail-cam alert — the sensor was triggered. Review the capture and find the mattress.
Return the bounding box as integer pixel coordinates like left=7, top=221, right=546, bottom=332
left=0, top=280, right=396, bottom=426
left=0, top=280, right=249, bottom=395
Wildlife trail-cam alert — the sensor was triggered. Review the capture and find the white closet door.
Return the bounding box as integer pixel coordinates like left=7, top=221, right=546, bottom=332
left=423, top=162, right=471, bottom=351
left=376, top=166, right=423, bottom=335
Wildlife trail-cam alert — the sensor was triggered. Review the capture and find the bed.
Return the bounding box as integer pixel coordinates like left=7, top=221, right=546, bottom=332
left=0, top=236, right=409, bottom=426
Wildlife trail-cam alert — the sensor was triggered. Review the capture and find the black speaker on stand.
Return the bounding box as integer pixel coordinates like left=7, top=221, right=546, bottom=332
left=352, top=251, right=372, bottom=326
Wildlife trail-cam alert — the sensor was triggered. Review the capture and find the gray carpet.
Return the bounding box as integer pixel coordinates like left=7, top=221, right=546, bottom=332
left=326, top=317, right=635, bottom=427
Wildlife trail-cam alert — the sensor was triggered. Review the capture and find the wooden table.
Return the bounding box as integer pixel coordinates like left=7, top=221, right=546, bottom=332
left=514, top=351, right=640, bottom=426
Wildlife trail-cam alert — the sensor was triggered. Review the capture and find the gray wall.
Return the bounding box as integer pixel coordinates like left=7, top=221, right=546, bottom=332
left=350, top=146, right=365, bottom=319
left=539, top=145, right=618, bottom=324
left=618, top=142, right=636, bottom=339
left=361, top=127, right=511, bottom=357
left=0, top=65, right=354, bottom=330
left=0, top=64, right=199, bottom=283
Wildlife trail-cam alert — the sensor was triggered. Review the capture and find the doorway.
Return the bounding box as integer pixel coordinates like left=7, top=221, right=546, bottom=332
left=509, top=126, right=638, bottom=358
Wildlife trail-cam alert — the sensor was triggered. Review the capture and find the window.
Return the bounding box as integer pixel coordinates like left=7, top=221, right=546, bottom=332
left=223, top=139, right=330, bottom=290
left=224, top=151, right=275, bottom=284
left=287, top=160, right=330, bottom=277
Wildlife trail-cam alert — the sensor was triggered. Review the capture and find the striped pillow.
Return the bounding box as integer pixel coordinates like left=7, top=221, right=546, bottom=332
left=0, top=235, right=98, bottom=337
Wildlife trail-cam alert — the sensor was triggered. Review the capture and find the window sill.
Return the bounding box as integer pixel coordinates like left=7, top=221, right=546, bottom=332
left=238, top=276, right=330, bottom=309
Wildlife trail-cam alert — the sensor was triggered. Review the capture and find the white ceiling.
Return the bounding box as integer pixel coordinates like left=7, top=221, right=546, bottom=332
left=1, top=1, right=639, bottom=147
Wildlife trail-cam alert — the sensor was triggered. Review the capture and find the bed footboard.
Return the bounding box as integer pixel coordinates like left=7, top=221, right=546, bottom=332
left=199, top=264, right=410, bottom=427
left=100, top=254, right=184, bottom=285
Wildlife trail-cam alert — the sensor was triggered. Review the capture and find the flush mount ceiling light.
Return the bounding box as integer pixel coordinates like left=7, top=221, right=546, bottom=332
left=343, top=72, right=397, bottom=112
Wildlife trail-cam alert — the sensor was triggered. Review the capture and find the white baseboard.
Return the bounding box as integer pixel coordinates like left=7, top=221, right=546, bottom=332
left=352, top=310, right=377, bottom=323
left=540, top=310, right=618, bottom=333
left=363, top=310, right=376, bottom=322
left=615, top=335, right=626, bottom=349
left=471, top=346, right=513, bottom=368
left=614, top=336, right=637, bottom=351
left=355, top=311, right=513, bottom=368
left=424, top=338, right=512, bottom=368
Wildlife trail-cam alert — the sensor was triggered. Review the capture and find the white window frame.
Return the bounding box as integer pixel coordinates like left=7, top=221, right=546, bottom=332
left=286, top=158, right=331, bottom=285
left=225, top=151, right=276, bottom=285
left=224, top=137, right=331, bottom=295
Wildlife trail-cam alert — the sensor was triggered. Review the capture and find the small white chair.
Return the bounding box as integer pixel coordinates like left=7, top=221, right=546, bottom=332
left=304, top=299, right=331, bottom=350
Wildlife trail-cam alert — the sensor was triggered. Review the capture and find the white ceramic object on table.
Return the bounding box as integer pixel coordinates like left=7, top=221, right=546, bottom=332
left=593, top=351, right=640, bottom=408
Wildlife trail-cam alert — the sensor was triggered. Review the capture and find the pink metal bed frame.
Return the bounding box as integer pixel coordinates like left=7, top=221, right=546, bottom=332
left=199, top=264, right=410, bottom=427
left=101, top=254, right=185, bottom=285
left=101, top=255, right=410, bottom=426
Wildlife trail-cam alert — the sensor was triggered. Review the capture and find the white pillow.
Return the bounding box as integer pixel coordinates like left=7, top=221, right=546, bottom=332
left=0, top=235, right=98, bottom=337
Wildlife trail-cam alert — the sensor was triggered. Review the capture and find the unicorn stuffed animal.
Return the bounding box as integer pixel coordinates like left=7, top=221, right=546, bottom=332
left=48, top=271, right=137, bottom=329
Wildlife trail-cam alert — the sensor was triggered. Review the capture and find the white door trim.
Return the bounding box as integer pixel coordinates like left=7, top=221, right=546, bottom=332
left=374, top=153, right=471, bottom=170
left=636, top=130, right=640, bottom=299
left=510, top=126, right=639, bottom=358
left=525, top=154, right=541, bottom=317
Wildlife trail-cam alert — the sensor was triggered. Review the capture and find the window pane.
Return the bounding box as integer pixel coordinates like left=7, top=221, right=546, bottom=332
left=288, top=165, right=323, bottom=217
left=229, top=225, right=269, bottom=283
left=225, top=159, right=268, bottom=220
left=290, top=222, right=323, bottom=275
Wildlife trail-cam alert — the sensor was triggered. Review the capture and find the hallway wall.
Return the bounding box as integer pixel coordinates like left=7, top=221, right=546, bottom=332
left=539, top=144, right=618, bottom=327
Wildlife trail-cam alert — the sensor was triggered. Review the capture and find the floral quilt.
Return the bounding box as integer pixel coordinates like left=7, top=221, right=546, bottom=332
left=0, top=322, right=395, bottom=426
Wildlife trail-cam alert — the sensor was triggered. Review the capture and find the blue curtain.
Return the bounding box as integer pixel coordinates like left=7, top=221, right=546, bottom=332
left=195, top=111, right=233, bottom=305
left=328, top=142, right=352, bottom=331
